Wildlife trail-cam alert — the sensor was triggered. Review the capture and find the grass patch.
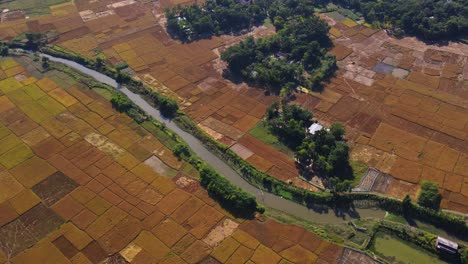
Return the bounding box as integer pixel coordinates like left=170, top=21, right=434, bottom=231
left=93, top=87, right=114, bottom=101
left=371, top=231, right=445, bottom=264
left=248, top=121, right=294, bottom=157
left=384, top=212, right=408, bottom=225
left=350, top=161, right=368, bottom=187
left=180, top=162, right=200, bottom=179
left=263, top=18, right=274, bottom=28
left=141, top=121, right=179, bottom=151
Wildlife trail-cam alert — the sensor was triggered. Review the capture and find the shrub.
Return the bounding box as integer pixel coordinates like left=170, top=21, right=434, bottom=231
left=110, top=93, right=132, bottom=112
left=418, top=181, right=442, bottom=210
left=199, top=165, right=258, bottom=218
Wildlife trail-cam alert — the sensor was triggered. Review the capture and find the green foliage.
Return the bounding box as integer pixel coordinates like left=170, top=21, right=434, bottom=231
left=41, top=56, right=50, bottom=69
left=174, top=143, right=190, bottom=159
left=248, top=121, right=294, bottom=157
left=199, top=164, right=258, bottom=217
left=115, top=62, right=128, bottom=70
left=295, top=121, right=352, bottom=181
left=461, top=248, right=468, bottom=264
left=110, top=93, right=132, bottom=112
left=325, top=0, right=467, bottom=40
left=166, top=0, right=267, bottom=41
left=221, top=11, right=334, bottom=92
left=265, top=102, right=313, bottom=149
left=418, top=181, right=442, bottom=210
left=159, top=97, right=179, bottom=118
left=25, top=32, right=46, bottom=50
left=95, top=53, right=107, bottom=68
left=402, top=194, right=412, bottom=216
left=0, top=43, right=8, bottom=56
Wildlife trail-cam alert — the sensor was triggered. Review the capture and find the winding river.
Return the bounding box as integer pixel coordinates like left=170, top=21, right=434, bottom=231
left=42, top=53, right=385, bottom=224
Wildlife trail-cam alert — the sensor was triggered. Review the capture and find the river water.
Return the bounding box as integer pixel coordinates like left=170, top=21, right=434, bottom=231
left=43, top=53, right=385, bottom=224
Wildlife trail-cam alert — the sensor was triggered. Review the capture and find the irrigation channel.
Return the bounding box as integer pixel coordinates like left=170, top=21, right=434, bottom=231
left=42, top=53, right=386, bottom=224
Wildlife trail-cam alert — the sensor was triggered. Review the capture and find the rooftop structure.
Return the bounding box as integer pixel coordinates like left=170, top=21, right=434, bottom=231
left=435, top=237, right=458, bottom=254
left=308, top=123, right=323, bottom=135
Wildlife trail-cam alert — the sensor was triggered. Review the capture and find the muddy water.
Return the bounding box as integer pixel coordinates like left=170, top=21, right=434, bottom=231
left=43, top=53, right=385, bottom=224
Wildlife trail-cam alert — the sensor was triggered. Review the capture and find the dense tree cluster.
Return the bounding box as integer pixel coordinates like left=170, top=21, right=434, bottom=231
left=200, top=164, right=259, bottom=217
left=166, top=0, right=336, bottom=92
left=417, top=181, right=442, bottom=210
left=265, top=101, right=313, bottom=149
left=295, top=123, right=352, bottom=183
left=326, top=0, right=468, bottom=40
left=221, top=4, right=335, bottom=92
left=166, top=0, right=267, bottom=41
left=265, top=102, right=352, bottom=188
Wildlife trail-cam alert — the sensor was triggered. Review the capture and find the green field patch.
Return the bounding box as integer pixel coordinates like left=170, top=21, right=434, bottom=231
left=0, top=78, right=23, bottom=94
left=0, top=0, right=71, bottom=16
left=141, top=121, right=179, bottom=151
left=47, top=72, right=77, bottom=89
left=0, top=58, right=20, bottom=71
left=371, top=231, right=445, bottom=264
left=0, top=134, right=22, bottom=155
left=7, top=89, right=34, bottom=105
left=350, top=161, right=368, bottom=187
left=48, top=88, right=78, bottom=107
left=37, top=96, right=66, bottom=116
left=23, top=84, right=47, bottom=100
left=324, top=11, right=345, bottom=22
left=36, top=77, right=59, bottom=92
left=49, top=1, right=73, bottom=9
left=180, top=162, right=200, bottom=179
left=18, top=102, right=54, bottom=124
left=0, top=124, right=11, bottom=139
left=0, top=143, right=34, bottom=169
left=248, top=121, right=294, bottom=157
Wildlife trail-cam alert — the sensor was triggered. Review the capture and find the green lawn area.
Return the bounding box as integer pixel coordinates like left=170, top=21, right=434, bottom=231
left=350, top=160, right=368, bottom=187
left=248, top=121, right=294, bottom=158
left=372, top=231, right=446, bottom=264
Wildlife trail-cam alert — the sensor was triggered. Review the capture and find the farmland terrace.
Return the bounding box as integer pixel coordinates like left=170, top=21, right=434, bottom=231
left=0, top=0, right=467, bottom=214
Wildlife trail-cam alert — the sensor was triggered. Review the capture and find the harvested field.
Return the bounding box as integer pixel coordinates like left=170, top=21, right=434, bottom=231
left=0, top=56, right=355, bottom=264
left=298, top=12, right=468, bottom=212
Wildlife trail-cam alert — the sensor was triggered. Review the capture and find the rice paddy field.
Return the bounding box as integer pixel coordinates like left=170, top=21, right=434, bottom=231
left=0, top=0, right=466, bottom=215
left=0, top=55, right=362, bottom=263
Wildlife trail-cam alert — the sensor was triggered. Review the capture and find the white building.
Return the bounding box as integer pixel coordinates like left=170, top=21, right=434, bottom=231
left=308, top=123, right=323, bottom=135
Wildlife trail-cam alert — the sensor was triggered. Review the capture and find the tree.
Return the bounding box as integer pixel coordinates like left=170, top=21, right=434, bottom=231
left=41, top=56, right=50, bottom=69
left=461, top=248, right=468, bottom=264
left=25, top=32, right=45, bottom=50
left=174, top=143, right=190, bottom=159
left=96, top=54, right=106, bottom=68
left=0, top=44, right=8, bottom=57
left=330, top=123, right=345, bottom=140
left=402, top=194, right=412, bottom=216
left=159, top=98, right=179, bottom=118
left=417, top=181, right=442, bottom=210
left=110, top=93, right=132, bottom=112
